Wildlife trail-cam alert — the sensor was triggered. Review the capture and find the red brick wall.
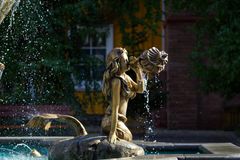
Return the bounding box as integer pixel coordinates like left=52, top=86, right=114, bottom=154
left=166, top=15, right=224, bottom=129
left=198, top=94, right=224, bottom=129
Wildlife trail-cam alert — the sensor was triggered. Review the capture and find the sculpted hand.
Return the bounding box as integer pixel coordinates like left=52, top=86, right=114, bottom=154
left=129, top=56, right=141, bottom=72
left=108, top=132, right=118, bottom=144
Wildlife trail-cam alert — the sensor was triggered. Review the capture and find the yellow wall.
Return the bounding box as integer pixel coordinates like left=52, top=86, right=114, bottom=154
left=75, top=91, right=107, bottom=115
left=113, top=22, right=162, bottom=52
left=113, top=2, right=162, bottom=55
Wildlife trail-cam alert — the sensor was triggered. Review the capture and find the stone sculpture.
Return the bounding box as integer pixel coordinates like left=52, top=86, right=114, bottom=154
left=0, top=62, right=5, bottom=80
left=26, top=114, right=145, bottom=160
left=101, top=47, right=167, bottom=143
left=26, top=47, right=168, bottom=159
left=138, top=47, right=168, bottom=78
left=26, top=113, right=88, bottom=136
left=101, top=47, right=145, bottom=143
left=0, top=0, right=15, bottom=24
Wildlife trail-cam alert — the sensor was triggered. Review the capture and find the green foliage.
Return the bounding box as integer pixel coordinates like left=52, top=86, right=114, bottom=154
left=104, top=0, right=161, bottom=55
left=171, top=0, right=240, bottom=98
left=0, top=0, right=75, bottom=105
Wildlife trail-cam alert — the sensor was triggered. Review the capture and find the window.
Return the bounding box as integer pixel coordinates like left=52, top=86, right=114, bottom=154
left=73, top=25, right=113, bottom=91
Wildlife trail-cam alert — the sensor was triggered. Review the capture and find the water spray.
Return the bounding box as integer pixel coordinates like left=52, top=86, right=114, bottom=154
left=132, top=47, right=168, bottom=140
left=13, top=143, right=42, bottom=157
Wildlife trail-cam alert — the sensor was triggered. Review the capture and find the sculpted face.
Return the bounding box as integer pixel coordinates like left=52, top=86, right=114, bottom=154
left=156, top=50, right=168, bottom=73
left=119, top=50, right=130, bottom=72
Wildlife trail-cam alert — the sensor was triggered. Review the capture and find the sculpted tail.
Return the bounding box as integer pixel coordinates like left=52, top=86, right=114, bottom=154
left=26, top=114, right=88, bottom=136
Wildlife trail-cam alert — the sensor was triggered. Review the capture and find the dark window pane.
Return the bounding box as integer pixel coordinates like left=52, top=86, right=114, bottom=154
left=81, top=49, right=90, bottom=55
left=93, top=65, right=105, bottom=80
left=74, top=64, right=90, bottom=80
left=83, top=35, right=90, bottom=47
left=93, top=49, right=106, bottom=62
left=92, top=34, right=106, bottom=47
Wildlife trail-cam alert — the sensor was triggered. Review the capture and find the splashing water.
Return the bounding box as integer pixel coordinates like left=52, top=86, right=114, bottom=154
left=143, top=74, right=166, bottom=141
left=0, top=147, right=21, bottom=155
left=0, top=0, right=53, bottom=107
left=13, top=143, right=33, bottom=152
left=0, top=0, right=21, bottom=63
left=142, top=74, right=155, bottom=140
left=143, top=88, right=154, bottom=140
left=8, top=0, right=20, bottom=29
left=0, top=143, right=47, bottom=160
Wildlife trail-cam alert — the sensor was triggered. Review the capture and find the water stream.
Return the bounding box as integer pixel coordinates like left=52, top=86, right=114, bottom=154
left=141, top=74, right=154, bottom=140
left=143, top=74, right=166, bottom=141
left=0, top=143, right=48, bottom=160
left=13, top=143, right=33, bottom=152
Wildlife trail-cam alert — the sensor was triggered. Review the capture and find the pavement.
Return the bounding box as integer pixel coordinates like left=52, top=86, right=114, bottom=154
left=142, top=129, right=240, bottom=146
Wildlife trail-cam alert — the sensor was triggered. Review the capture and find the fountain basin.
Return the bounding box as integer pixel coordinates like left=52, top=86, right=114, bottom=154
left=1, top=137, right=240, bottom=160
left=133, top=140, right=240, bottom=160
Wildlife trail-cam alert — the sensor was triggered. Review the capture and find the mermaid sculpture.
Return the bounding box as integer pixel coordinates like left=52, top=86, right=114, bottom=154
left=26, top=47, right=168, bottom=142
left=101, top=47, right=168, bottom=143
left=26, top=47, right=167, bottom=159
left=101, top=47, right=144, bottom=143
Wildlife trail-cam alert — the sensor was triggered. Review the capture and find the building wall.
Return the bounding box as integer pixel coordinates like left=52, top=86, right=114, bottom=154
left=113, top=22, right=162, bottom=52
left=166, top=14, right=224, bottom=129
left=113, top=1, right=162, bottom=53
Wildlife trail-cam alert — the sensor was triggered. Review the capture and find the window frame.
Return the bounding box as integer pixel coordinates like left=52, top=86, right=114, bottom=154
left=73, top=24, right=113, bottom=91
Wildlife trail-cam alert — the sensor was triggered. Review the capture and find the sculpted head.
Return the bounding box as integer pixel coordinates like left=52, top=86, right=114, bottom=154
left=103, top=47, right=129, bottom=99
left=106, top=47, right=129, bottom=75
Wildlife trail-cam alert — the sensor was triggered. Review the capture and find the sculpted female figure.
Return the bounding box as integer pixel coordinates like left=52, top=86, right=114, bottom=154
left=101, top=47, right=144, bottom=144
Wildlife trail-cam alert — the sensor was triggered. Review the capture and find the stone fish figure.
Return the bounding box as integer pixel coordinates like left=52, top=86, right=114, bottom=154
left=138, top=47, right=168, bottom=79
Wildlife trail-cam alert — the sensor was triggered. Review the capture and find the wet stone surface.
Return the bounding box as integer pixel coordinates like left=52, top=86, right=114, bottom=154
left=49, top=135, right=144, bottom=160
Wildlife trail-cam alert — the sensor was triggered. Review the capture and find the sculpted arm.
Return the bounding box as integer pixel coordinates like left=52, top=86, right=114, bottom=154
left=133, top=67, right=144, bottom=93
left=109, top=78, right=121, bottom=143
left=129, top=57, right=144, bottom=93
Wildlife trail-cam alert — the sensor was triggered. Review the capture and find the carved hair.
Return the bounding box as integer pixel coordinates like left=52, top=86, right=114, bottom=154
left=139, top=47, right=168, bottom=74
left=102, top=47, right=126, bottom=100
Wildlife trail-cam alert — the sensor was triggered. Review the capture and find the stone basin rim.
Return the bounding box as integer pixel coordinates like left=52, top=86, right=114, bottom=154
left=1, top=136, right=240, bottom=159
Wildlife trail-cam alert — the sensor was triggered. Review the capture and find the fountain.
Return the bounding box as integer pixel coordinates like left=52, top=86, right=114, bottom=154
left=1, top=1, right=240, bottom=159
left=26, top=47, right=168, bottom=159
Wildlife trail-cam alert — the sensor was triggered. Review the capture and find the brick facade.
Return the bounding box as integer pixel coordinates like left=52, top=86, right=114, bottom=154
left=165, top=14, right=224, bottom=129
